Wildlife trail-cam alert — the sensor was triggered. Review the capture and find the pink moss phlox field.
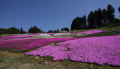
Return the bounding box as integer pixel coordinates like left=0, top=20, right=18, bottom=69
left=0, top=38, right=73, bottom=52
left=0, top=38, right=37, bottom=51
left=54, top=33, right=71, bottom=35
left=26, top=35, right=120, bottom=66
left=25, top=45, right=68, bottom=60
left=18, top=38, right=74, bottom=51
left=31, top=33, right=54, bottom=35
left=59, top=35, right=120, bottom=66
left=0, top=34, right=32, bottom=40
left=76, top=30, right=105, bottom=35
left=44, top=38, right=74, bottom=43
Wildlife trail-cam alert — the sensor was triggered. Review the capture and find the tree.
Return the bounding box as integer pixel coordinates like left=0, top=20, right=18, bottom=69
left=47, top=30, right=54, bottom=33
left=119, top=7, right=120, bottom=13
left=53, top=29, right=60, bottom=33
left=0, top=28, right=7, bottom=34
left=56, top=29, right=60, bottom=33
left=97, top=8, right=102, bottom=27
left=71, top=16, right=87, bottom=31
left=19, top=28, right=26, bottom=34
left=101, top=9, right=107, bottom=26
left=94, top=10, right=99, bottom=27
left=87, top=5, right=115, bottom=28
left=28, top=26, right=42, bottom=33
left=88, top=11, right=96, bottom=28
left=61, top=27, right=69, bottom=31
left=53, top=30, right=57, bottom=33
left=7, top=27, right=19, bottom=34
left=113, top=18, right=120, bottom=26
left=118, top=7, right=120, bottom=17
left=106, top=4, right=115, bottom=24
left=82, top=15, right=87, bottom=28
left=0, top=27, right=26, bottom=34
left=71, top=17, right=80, bottom=31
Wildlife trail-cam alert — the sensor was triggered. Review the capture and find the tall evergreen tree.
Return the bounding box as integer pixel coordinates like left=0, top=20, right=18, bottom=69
left=47, top=30, right=54, bottom=33
left=88, top=11, right=96, bottom=28
left=71, top=17, right=81, bottom=30
left=7, top=27, right=19, bottom=34
left=97, top=8, right=102, bottom=27
left=119, top=7, right=120, bottom=13
left=118, top=7, right=120, bottom=17
left=71, top=16, right=86, bottom=31
left=56, top=29, right=60, bottom=33
left=82, top=15, right=87, bottom=28
left=0, top=28, right=7, bottom=34
left=101, top=9, right=107, bottom=26
left=106, top=4, right=115, bottom=24
left=28, top=26, right=42, bottom=33
left=61, top=27, right=69, bottom=31
left=19, top=28, right=26, bottom=34
left=88, top=4, right=115, bottom=28
left=94, top=10, right=99, bottom=28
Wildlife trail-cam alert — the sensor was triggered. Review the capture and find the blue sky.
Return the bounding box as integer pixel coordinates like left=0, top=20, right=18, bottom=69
left=0, top=0, right=120, bottom=32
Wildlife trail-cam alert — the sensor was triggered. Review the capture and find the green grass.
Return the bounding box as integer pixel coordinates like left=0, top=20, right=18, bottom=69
left=84, top=31, right=115, bottom=37
left=0, top=34, right=6, bottom=37
left=97, top=26, right=120, bottom=31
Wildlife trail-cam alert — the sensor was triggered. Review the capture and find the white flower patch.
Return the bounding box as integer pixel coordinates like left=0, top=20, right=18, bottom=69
left=39, top=34, right=51, bottom=37
left=33, top=34, right=54, bottom=38
left=77, top=33, right=87, bottom=36
left=54, top=33, right=71, bottom=36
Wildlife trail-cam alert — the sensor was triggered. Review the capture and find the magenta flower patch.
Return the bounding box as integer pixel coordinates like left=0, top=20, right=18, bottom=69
left=0, top=38, right=73, bottom=52
left=0, top=34, right=32, bottom=40
left=26, top=35, right=120, bottom=66
left=25, top=45, right=68, bottom=60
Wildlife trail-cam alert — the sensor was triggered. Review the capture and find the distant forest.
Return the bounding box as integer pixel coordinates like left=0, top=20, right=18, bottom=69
left=71, top=4, right=120, bottom=30
left=0, top=4, right=120, bottom=34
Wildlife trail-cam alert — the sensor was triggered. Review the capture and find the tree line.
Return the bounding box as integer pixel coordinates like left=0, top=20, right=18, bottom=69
left=0, top=4, right=120, bottom=34
left=71, top=4, right=120, bottom=31
left=0, top=27, right=26, bottom=34
left=0, top=26, right=69, bottom=34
